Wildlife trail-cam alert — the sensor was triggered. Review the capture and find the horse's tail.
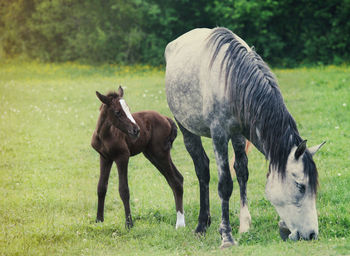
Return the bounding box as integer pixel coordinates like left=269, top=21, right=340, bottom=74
left=164, top=117, right=177, bottom=151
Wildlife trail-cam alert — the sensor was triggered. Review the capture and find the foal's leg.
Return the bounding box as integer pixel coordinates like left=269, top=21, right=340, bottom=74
left=211, top=126, right=235, bottom=248
left=96, top=155, right=113, bottom=222
left=177, top=122, right=211, bottom=234
left=143, top=150, right=185, bottom=229
left=115, top=155, right=133, bottom=229
left=231, top=135, right=251, bottom=233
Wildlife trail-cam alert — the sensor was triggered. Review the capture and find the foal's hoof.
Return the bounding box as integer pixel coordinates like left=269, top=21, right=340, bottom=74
left=95, top=218, right=104, bottom=223
left=176, top=211, right=186, bottom=229
left=220, top=232, right=237, bottom=249
left=125, top=215, right=133, bottom=229
left=125, top=221, right=133, bottom=229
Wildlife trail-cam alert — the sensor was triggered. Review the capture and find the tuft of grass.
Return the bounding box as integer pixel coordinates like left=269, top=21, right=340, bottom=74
left=0, top=62, right=349, bottom=255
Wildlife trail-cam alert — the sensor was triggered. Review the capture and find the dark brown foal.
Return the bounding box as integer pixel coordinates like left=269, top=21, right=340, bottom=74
left=91, top=86, right=185, bottom=229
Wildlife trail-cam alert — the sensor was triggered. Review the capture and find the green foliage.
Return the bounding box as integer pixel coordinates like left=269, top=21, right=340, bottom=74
left=0, top=62, right=349, bottom=255
left=1, top=1, right=350, bottom=65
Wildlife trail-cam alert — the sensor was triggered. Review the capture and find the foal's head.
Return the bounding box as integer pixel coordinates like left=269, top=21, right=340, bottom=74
left=96, top=86, right=140, bottom=139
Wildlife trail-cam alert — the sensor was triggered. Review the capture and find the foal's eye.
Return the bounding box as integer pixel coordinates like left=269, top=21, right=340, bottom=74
left=295, top=182, right=306, bottom=194
left=114, top=111, right=122, bottom=117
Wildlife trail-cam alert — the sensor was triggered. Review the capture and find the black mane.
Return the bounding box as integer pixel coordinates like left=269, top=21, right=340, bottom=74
left=207, top=27, right=318, bottom=193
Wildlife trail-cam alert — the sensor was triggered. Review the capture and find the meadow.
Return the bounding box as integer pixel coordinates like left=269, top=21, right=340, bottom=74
left=0, top=62, right=349, bottom=256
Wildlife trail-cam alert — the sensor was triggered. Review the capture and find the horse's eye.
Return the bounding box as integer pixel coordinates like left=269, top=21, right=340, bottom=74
left=295, top=182, right=306, bottom=194
left=114, top=111, right=122, bottom=117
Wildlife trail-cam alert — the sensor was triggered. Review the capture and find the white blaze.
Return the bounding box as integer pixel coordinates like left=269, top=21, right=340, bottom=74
left=119, top=99, right=136, bottom=124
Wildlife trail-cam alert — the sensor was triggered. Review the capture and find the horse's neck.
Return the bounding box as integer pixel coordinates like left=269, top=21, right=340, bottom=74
left=96, top=110, right=111, bottom=136
left=248, top=121, right=298, bottom=162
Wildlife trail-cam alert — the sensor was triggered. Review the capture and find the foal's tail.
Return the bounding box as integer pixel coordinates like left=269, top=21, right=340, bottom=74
left=164, top=117, right=178, bottom=151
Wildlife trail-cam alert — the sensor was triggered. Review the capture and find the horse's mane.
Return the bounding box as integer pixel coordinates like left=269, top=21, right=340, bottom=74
left=207, top=27, right=318, bottom=193
left=99, top=91, right=120, bottom=111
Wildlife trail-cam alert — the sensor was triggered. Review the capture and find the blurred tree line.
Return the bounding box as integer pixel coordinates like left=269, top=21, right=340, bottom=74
left=1, top=0, right=349, bottom=66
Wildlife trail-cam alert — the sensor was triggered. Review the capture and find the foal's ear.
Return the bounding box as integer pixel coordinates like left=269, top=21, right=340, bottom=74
left=117, top=86, right=124, bottom=97
left=295, top=140, right=307, bottom=160
left=96, top=91, right=111, bottom=106
left=308, top=141, right=326, bottom=156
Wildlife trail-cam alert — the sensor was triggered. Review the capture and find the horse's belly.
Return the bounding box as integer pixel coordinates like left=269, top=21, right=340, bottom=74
left=176, top=112, right=211, bottom=138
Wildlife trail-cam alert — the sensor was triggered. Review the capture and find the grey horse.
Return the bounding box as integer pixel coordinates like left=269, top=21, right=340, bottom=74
left=165, top=27, right=325, bottom=248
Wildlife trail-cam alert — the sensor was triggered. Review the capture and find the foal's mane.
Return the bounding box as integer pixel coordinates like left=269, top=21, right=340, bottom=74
left=99, top=91, right=120, bottom=111
left=207, top=27, right=318, bottom=193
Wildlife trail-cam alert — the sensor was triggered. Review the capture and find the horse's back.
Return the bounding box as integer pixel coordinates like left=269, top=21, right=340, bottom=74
left=165, top=28, right=211, bottom=62
left=134, top=111, right=172, bottom=137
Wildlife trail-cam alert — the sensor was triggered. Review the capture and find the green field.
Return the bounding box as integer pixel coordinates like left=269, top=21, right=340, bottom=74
left=0, top=62, right=349, bottom=255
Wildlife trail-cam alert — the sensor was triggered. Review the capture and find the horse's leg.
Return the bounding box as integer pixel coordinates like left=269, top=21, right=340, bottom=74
left=96, top=155, right=113, bottom=222
left=177, top=122, right=211, bottom=234
left=231, top=135, right=251, bottom=233
left=143, top=150, right=185, bottom=229
left=211, top=127, right=236, bottom=248
left=115, top=155, right=133, bottom=229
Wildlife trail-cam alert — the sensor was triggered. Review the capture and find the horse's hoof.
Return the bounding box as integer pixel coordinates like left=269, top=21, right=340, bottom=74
left=95, top=218, right=104, bottom=223
left=220, top=240, right=237, bottom=249
left=195, top=224, right=208, bottom=235
left=176, top=223, right=186, bottom=229
left=125, top=221, right=133, bottom=229
left=125, top=215, right=133, bottom=229
left=194, top=216, right=211, bottom=234
left=239, top=223, right=250, bottom=234
left=125, top=222, right=133, bottom=229
left=220, top=232, right=237, bottom=249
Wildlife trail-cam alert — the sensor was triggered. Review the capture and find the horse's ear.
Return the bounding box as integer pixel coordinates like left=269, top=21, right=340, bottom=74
left=96, top=91, right=111, bottom=106
left=308, top=141, right=326, bottom=156
left=295, top=140, right=307, bottom=160
left=117, top=86, right=124, bottom=97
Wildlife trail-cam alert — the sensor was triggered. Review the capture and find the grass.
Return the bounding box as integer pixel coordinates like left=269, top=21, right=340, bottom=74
left=0, top=61, right=349, bottom=255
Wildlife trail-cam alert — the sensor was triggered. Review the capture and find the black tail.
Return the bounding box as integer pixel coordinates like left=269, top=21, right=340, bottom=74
left=164, top=117, right=177, bottom=151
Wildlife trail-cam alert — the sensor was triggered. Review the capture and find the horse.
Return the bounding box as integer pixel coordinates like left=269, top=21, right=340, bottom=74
left=165, top=27, right=325, bottom=247
left=91, top=86, right=185, bottom=229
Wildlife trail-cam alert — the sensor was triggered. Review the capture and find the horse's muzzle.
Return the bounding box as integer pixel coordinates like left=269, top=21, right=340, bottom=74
left=279, top=220, right=318, bottom=241
left=129, top=126, right=140, bottom=139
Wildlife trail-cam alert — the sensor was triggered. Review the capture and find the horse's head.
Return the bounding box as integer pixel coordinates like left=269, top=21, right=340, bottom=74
left=96, top=86, right=140, bottom=139
left=265, top=140, right=325, bottom=241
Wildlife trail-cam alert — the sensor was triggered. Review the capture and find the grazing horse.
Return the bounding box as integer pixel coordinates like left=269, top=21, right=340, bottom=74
left=165, top=27, right=325, bottom=247
left=91, top=86, right=185, bottom=229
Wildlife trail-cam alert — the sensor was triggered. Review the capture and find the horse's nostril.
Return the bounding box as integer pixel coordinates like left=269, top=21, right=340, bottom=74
left=133, top=128, right=140, bottom=136
left=309, top=232, right=316, bottom=240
